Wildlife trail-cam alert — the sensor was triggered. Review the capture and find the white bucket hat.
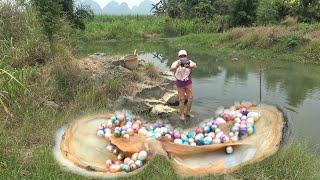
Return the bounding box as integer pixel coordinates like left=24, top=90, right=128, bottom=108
left=178, top=50, right=187, bottom=57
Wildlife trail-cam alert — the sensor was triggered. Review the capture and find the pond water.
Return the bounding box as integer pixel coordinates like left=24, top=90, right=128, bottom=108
left=77, top=40, right=320, bottom=145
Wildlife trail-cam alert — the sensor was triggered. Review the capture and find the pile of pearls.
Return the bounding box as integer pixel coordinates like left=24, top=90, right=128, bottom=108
left=98, top=107, right=260, bottom=147
left=97, top=106, right=261, bottom=169
left=97, top=112, right=143, bottom=141
left=146, top=106, right=261, bottom=146
left=106, top=143, right=148, bottom=173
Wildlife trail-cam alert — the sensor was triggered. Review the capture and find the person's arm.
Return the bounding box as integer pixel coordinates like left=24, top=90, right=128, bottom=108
left=186, top=60, right=197, bottom=69
left=170, top=60, right=180, bottom=72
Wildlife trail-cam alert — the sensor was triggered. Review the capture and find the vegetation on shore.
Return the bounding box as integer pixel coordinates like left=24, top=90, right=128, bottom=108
left=170, top=23, right=320, bottom=64
left=82, top=15, right=320, bottom=64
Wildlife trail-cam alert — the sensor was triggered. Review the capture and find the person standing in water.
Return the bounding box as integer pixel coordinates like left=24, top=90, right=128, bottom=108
left=170, top=50, right=197, bottom=121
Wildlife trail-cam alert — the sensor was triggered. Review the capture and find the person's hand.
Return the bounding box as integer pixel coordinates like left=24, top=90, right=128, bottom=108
left=176, top=61, right=181, bottom=68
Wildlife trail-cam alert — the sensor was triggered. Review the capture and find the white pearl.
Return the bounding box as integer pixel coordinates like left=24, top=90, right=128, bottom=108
left=138, top=151, right=148, bottom=161
left=226, top=146, right=233, bottom=154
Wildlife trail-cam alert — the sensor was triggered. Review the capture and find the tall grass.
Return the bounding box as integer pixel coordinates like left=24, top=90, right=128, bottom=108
left=82, top=15, right=227, bottom=41
left=0, top=68, right=31, bottom=118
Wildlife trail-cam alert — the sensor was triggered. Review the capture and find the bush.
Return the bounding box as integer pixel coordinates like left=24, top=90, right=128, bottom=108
left=210, top=15, right=231, bottom=32
left=145, top=63, right=159, bottom=80
left=257, top=0, right=279, bottom=25
left=281, top=16, right=298, bottom=26
left=301, top=40, right=320, bottom=63
left=295, top=0, right=320, bottom=23
left=237, top=32, right=259, bottom=49
left=273, top=34, right=308, bottom=52
left=230, top=0, right=259, bottom=27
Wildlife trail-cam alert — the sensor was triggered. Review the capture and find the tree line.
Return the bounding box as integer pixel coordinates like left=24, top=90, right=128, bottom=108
left=152, top=0, right=320, bottom=26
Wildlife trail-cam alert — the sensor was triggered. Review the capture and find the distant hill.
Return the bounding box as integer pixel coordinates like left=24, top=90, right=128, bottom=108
left=75, top=0, right=102, bottom=14
left=76, top=0, right=155, bottom=15
left=102, top=1, right=132, bottom=15
left=132, top=0, right=154, bottom=14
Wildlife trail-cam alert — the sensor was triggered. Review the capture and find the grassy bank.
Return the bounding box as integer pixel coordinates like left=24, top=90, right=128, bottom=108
left=170, top=24, right=320, bottom=64
left=82, top=15, right=226, bottom=41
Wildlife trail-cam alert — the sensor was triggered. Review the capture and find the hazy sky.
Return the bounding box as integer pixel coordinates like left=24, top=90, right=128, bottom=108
left=93, top=0, right=158, bottom=8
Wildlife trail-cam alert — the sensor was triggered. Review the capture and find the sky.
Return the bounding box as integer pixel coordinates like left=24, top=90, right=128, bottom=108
left=92, top=0, right=158, bottom=8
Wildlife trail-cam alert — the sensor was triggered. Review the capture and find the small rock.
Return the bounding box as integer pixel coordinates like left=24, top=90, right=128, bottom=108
left=151, top=104, right=178, bottom=116
left=136, top=85, right=166, bottom=99
left=88, top=54, right=107, bottom=61
left=160, top=83, right=176, bottom=91
left=43, top=100, right=59, bottom=109
left=160, top=71, right=174, bottom=76
left=232, top=58, right=239, bottom=61
left=161, top=75, right=176, bottom=85
left=162, top=92, right=179, bottom=106
left=93, top=53, right=106, bottom=56
left=116, top=96, right=152, bottom=113
left=112, top=59, right=125, bottom=66
left=109, top=65, right=132, bottom=78
left=144, top=99, right=165, bottom=105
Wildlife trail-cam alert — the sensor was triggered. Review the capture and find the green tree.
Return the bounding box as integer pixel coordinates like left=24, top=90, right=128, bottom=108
left=73, top=4, right=94, bottom=30
left=193, top=0, right=214, bottom=22
left=211, top=0, right=231, bottom=15
left=295, top=0, right=320, bottom=23
left=273, top=0, right=291, bottom=20
left=152, top=0, right=167, bottom=16
left=60, top=0, right=74, bottom=19
left=257, top=0, right=279, bottom=25
left=230, top=0, right=259, bottom=26
left=32, top=0, right=61, bottom=55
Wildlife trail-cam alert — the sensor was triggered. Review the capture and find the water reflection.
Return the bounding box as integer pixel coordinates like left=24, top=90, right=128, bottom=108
left=76, top=40, right=320, bottom=144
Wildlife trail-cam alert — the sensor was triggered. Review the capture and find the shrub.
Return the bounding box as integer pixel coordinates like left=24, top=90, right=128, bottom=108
left=237, top=32, right=259, bottom=49
left=257, top=0, right=279, bottom=25
left=302, top=40, right=320, bottom=63
left=145, top=63, right=159, bottom=80
left=273, top=34, right=308, bottom=52
left=210, top=15, right=231, bottom=32
left=281, top=16, right=298, bottom=26
left=230, top=0, right=259, bottom=27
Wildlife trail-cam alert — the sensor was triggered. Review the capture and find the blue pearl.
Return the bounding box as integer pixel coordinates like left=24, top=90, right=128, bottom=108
left=183, top=141, right=189, bottom=145
left=196, top=136, right=204, bottom=145
left=111, top=116, right=117, bottom=123
left=121, top=164, right=130, bottom=172
left=181, top=135, right=188, bottom=142
left=204, top=126, right=211, bottom=133
left=114, top=130, right=121, bottom=137
left=187, top=131, right=196, bottom=138
left=231, top=126, right=239, bottom=133
left=240, top=128, right=247, bottom=137
left=210, top=125, right=217, bottom=132
left=125, top=116, right=132, bottom=122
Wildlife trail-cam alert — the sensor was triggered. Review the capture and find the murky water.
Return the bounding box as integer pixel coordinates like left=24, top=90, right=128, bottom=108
left=77, top=40, right=320, bottom=145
